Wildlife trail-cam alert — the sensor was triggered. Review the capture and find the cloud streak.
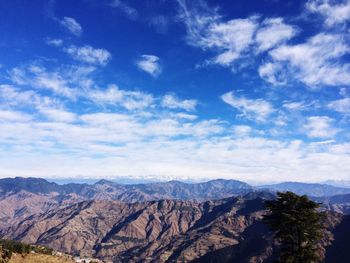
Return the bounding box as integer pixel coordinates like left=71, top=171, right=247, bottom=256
left=59, top=17, right=83, bottom=36
left=221, top=91, right=275, bottom=122
left=64, top=45, right=112, bottom=66
left=136, top=55, right=161, bottom=77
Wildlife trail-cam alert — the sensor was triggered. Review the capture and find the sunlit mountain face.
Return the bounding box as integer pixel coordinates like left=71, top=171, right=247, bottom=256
left=0, top=0, right=349, bottom=183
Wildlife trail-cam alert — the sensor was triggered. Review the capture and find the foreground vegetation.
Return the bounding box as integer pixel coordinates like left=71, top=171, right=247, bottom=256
left=0, top=240, right=73, bottom=263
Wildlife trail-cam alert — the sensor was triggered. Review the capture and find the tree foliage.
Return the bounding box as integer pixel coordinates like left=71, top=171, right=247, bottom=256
left=264, top=191, right=325, bottom=263
left=0, top=239, right=54, bottom=262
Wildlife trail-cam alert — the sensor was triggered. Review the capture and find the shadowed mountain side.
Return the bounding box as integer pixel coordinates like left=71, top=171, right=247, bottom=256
left=190, top=221, right=276, bottom=263
left=324, top=215, right=350, bottom=263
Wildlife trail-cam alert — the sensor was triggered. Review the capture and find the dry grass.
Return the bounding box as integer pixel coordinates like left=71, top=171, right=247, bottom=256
left=9, top=253, right=75, bottom=263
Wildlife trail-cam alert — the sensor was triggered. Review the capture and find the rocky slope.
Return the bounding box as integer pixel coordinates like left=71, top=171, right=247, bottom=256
left=0, top=177, right=254, bottom=201
left=0, top=185, right=349, bottom=263
left=0, top=177, right=254, bottom=228
left=316, top=193, right=350, bottom=214
left=0, top=194, right=274, bottom=263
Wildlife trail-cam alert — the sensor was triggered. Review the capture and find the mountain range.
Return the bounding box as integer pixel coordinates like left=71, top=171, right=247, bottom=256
left=1, top=177, right=350, bottom=262
left=258, top=182, right=350, bottom=197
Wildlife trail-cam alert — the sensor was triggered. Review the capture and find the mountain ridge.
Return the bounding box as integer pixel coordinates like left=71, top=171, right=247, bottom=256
left=1, top=177, right=350, bottom=262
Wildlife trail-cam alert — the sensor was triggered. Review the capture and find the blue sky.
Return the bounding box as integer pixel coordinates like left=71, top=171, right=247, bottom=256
left=0, top=0, right=349, bottom=183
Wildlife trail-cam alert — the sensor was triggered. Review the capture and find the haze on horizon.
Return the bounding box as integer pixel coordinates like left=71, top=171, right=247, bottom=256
left=0, top=0, right=349, bottom=183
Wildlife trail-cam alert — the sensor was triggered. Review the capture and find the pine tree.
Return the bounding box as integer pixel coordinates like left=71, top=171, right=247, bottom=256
left=263, top=191, right=325, bottom=263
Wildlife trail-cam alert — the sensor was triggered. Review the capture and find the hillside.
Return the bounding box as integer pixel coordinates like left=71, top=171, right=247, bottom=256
left=1, top=192, right=345, bottom=263
left=1, top=178, right=350, bottom=262
left=316, top=193, right=350, bottom=214
left=0, top=239, right=75, bottom=263
left=1, top=177, right=350, bottom=262
left=0, top=177, right=254, bottom=229
left=0, top=177, right=253, bottom=201
left=8, top=254, right=75, bottom=263
left=3, top=177, right=350, bottom=237
left=1, top=195, right=275, bottom=263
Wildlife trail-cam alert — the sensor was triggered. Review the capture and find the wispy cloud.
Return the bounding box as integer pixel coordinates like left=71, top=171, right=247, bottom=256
left=136, top=55, right=161, bottom=77
left=328, top=97, right=350, bottom=115
left=178, top=0, right=350, bottom=89
left=45, top=38, right=63, bottom=47
left=110, top=0, right=138, bottom=20
left=221, top=91, right=275, bottom=122
left=261, top=33, right=350, bottom=87
left=303, top=116, right=339, bottom=138
left=38, top=107, right=77, bottom=123
left=59, top=17, right=83, bottom=36
left=161, top=94, right=197, bottom=111
left=255, top=18, right=297, bottom=52
left=283, top=101, right=309, bottom=111
left=306, top=0, right=350, bottom=26
left=0, top=110, right=32, bottom=122
left=178, top=0, right=257, bottom=67
left=1, top=0, right=350, bottom=182
left=177, top=0, right=297, bottom=68
left=64, top=45, right=112, bottom=66
left=258, top=62, right=287, bottom=85
left=1, top=62, right=350, bottom=182
left=9, top=65, right=76, bottom=99
left=88, top=84, right=154, bottom=110
left=148, top=15, right=171, bottom=34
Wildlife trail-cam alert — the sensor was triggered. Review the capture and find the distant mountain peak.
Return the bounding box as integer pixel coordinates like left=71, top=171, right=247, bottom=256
left=94, top=179, right=115, bottom=185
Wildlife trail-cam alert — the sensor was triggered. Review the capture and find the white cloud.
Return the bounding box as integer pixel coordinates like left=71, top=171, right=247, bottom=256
left=233, top=125, right=252, bottom=137
left=59, top=17, right=83, bottom=36
left=178, top=0, right=258, bottom=66
left=0, top=110, right=32, bottom=122
left=178, top=0, right=349, bottom=89
left=170, top=112, right=198, bottom=120
left=258, top=62, right=287, bottom=85
left=339, top=87, right=348, bottom=97
left=221, top=91, right=275, bottom=122
left=45, top=38, right=63, bottom=47
left=88, top=85, right=123, bottom=103
left=1, top=116, right=350, bottom=182
left=136, top=55, right=161, bottom=77
left=303, top=116, right=339, bottom=138
left=110, top=0, right=138, bottom=20
left=161, top=94, right=197, bottom=111
left=283, top=101, right=308, bottom=111
left=88, top=84, right=154, bottom=110
left=0, top=85, right=65, bottom=120
left=328, top=97, right=350, bottom=115
left=255, top=18, right=298, bottom=52
left=207, top=18, right=258, bottom=66
left=1, top=85, right=350, bottom=183
left=0, top=85, right=36, bottom=105
left=177, top=1, right=299, bottom=68
left=9, top=66, right=76, bottom=99
left=2, top=58, right=350, bottom=183
left=38, top=107, right=77, bottom=123
left=262, top=33, right=350, bottom=87
left=306, top=0, right=350, bottom=26
left=64, top=45, right=111, bottom=66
